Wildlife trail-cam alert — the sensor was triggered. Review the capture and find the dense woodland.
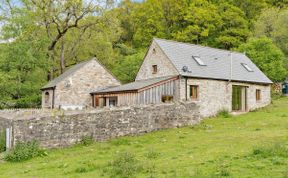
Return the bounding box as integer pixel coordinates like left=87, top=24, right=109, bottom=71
left=0, top=0, right=287, bottom=108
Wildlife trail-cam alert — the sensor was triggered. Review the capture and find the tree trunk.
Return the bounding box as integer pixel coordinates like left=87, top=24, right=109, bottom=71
left=60, top=37, right=65, bottom=74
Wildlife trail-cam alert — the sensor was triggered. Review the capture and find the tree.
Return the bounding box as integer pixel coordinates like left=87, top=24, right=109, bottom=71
left=238, top=37, right=287, bottom=82
left=112, top=50, right=145, bottom=83
left=214, top=2, right=250, bottom=49
left=172, top=0, right=221, bottom=45
left=254, top=8, right=288, bottom=56
left=0, top=38, right=48, bottom=108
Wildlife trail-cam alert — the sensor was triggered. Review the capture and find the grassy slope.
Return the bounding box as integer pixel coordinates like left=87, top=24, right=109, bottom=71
left=0, top=97, right=287, bottom=178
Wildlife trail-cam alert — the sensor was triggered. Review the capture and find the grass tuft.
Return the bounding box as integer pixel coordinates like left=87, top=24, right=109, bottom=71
left=4, top=140, right=46, bottom=162
left=0, top=130, right=5, bottom=153
left=252, top=143, right=288, bottom=158
left=145, top=149, right=160, bottom=159
left=217, top=110, right=231, bottom=118
left=79, top=135, right=94, bottom=146
left=107, top=151, right=142, bottom=178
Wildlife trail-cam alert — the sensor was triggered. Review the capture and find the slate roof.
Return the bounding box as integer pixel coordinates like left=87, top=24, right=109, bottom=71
left=91, top=76, right=177, bottom=94
left=154, top=38, right=273, bottom=84
left=41, top=58, right=94, bottom=89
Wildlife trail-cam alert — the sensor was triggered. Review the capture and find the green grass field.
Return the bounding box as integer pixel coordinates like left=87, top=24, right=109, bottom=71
left=0, top=97, right=288, bottom=178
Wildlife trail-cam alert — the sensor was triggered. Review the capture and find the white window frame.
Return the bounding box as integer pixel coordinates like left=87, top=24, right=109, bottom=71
left=241, top=63, right=253, bottom=72
left=192, top=56, right=206, bottom=66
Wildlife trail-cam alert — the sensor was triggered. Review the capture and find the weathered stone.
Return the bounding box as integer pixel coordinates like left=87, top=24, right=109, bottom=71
left=179, top=78, right=271, bottom=117
left=7, top=102, right=200, bottom=148
left=135, top=41, right=178, bottom=80
left=42, top=59, right=121, bottom=109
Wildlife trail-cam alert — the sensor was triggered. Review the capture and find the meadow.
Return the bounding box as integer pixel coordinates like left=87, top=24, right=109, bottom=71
left=0, top=97, right=287, bottom=178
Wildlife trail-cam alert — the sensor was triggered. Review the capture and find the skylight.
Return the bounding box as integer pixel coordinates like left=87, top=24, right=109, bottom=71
left=241, top=63, right=253, bottom=72
left=192, top=56, right=206, bottom=66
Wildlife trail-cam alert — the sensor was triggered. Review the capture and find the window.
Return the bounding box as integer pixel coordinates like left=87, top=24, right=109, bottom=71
left=108, top=97, right=117, bottom=107
left=256, top=89, right=261, bottom=101
left=152, top=65, right=158, bottom=74
left=241, top=63, right=253, bottom=72
left=161, top=95, right=173, bottom=103
left=45, top=92, right=49, bottom=104
left=190, top=85, right=199, bottom=100
left=192, top=56, right=206, bottom=66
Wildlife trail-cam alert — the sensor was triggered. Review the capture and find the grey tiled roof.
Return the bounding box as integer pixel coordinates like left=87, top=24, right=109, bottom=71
left=41, top=58, right=94, bottom=89
left=154, top=38, right=273, bottom=84
left=92, top=76, right=176, bottom=94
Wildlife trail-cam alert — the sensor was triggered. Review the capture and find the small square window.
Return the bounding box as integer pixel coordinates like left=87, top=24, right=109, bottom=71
left=152, top=65, right=157, bottom=74
left=190, top=85, right=199, bottom=100
left=256, top=89, right=261, bottom=101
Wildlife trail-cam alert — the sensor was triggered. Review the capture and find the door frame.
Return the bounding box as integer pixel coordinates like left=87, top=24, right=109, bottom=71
left=232, top=85, right=248, bottom=112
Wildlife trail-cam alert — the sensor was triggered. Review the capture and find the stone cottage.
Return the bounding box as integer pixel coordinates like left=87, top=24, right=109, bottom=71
left=91, top=38, right=272, bottom=117
left=41, top=58, right=120, bottom=109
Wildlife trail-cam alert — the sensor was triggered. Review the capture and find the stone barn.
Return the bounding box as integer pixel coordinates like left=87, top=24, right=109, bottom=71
left=91, top=38, right=272, bottom=117
left=41, top=58, right=121, bottom=109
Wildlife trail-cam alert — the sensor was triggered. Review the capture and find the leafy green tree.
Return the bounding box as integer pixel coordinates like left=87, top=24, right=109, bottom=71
left=112, top=50, right=145, bottom=83
left=254, top=8, right=288, bottom=55
left=215, top=2, right=250, bottom=49
left=0, top=39, right=48, bottom=108
left=172, top=0, right=221, bottom=45
left=238, top=37, right=287, bottom=82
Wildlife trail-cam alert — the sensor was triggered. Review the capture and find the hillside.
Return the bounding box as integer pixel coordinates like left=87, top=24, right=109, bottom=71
left=0, top=97, right=288, bottom=177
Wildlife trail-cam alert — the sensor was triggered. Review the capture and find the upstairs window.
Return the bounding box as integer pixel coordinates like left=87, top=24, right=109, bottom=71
left=192, top=56, right=206, bottom=66
left=256, top=89, right=261, bottom=101
left=152, top=65, right=158, bottom=74
left=190, top=85, right=199, bottom=100
left=242, top=63, right=253, bottom=72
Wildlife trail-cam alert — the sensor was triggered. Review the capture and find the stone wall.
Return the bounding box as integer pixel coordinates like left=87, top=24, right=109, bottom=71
left=42, top=59, right=121, bottom=109
left=9, top=102, right=199, bottom=148
left=0, top=117, right=11, bottom=133
left=179, top=77, right=271, bottom=117
left=135, top=40, right=178, bottom=81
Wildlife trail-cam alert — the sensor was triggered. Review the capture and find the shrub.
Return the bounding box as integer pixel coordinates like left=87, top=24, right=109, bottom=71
left=252, top=143, right=288, bottom=158
left=0, top=130, right=5, bottom=153
left=4, top=140, right=46, bottom=162
left=108, top=151, right=142, bottom=178
left=217, top=110, right=231, bottom=118
left=79, top=135, right=94, bottom=146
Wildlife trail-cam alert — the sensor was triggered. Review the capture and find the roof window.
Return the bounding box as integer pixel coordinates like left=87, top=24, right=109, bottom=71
left=241, top=63, right=253, bottom=72
left=192, top=56, right=206, bottom=66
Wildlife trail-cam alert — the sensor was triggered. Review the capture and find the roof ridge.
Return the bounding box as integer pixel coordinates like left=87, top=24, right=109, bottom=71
left=153, top=38, right=244, bottom=55
left=134, top=75, right=176, bottom=82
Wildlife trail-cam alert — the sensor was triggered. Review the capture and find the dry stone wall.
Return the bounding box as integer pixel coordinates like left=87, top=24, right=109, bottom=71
left=7, top=102, right=199, bottom=148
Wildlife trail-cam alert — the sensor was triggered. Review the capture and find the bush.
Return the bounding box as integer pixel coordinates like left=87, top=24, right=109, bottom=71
left=79, top=135, right=94, bottom=146
left=108, top=151, right=142, bottom=178
left=217, top=110, right=231, bottom=118
left=0, top=130, right=5, bottom=153
left=4, top=140, right=46, bottom=162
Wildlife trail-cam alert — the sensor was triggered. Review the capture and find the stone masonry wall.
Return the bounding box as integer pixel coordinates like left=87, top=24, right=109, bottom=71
left=0, top=117, right=12, bottom=133
left=135, top=40, right=179, bottom=81
left=11, top=102, right=200, bottom=148
left=179, top=77, right=271, bottom=117
left=43, top=59, right=121, bottom=109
